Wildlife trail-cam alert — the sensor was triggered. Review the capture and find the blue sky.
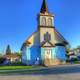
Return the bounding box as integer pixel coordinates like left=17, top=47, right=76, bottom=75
left=0, top=0, right=80, bottom=53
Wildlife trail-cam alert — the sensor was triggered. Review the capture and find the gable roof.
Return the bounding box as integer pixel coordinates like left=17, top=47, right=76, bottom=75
left=54, top=28, right=68, bottom=45
left=41, top=41, right=55, bottom=47
left=21, top=41, right=31, bottom=50
left=24, top=41, right=31, bottom=45
left=21, top=31, right=37, bottom=49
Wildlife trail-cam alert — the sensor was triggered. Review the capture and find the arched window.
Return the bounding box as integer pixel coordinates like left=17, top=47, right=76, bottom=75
left=44, top=32, right=51, bottom=41
left=48, top=18, right=52, bottom=26
left=41, top=17, right=46, bottom=26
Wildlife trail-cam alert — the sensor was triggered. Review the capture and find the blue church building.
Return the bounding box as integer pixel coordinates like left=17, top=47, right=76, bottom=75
left=21, top=0, right=68, bottom=66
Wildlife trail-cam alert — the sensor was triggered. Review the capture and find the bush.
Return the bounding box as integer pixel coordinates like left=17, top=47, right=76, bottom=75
left=69, top=58, right=79, bottom=64
left=0, top=57, right=6, bottom=64
left=9, top=62, right=23, bottom=66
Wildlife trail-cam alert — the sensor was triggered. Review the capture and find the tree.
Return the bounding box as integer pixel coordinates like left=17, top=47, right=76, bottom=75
left=66, top=44, right=71, bottom=54
left=6, top=45, right=11, bottom=55
left=77, top=46, right=80, bottom=53
left=15, top=52, right=21, bottom=57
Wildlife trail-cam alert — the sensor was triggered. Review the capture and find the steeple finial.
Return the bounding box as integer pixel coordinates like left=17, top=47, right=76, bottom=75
left=40, top=0, right=49, bottom=13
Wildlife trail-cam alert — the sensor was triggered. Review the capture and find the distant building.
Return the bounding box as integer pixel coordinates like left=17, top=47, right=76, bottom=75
left=3, top=54, right=20, bottom=62
left=3, top=45, right=21, bottom=63
left=21, top=0, right=68, bottom=66
left=68, top=50, right=77, bottom=60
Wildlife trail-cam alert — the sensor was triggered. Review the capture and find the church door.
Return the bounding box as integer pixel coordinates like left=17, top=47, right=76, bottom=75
left=44, top=49, right=52, bottom=66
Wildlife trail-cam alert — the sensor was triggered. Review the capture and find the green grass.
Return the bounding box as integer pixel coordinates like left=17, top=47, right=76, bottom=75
left=0, top=66, right=45, bottom=75
left=0, top=66, right=37, bottom=70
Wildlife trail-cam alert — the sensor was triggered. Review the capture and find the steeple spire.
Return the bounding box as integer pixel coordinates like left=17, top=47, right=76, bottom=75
left=40, top=0, right=49, bottom=13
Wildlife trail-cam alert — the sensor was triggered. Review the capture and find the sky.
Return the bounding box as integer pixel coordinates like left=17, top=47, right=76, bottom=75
left=0, top=0, right=80, bottom=53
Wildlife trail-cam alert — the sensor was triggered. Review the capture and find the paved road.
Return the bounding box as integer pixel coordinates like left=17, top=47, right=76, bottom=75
left=0, top=74, right=80, bottom=80
left=0, top=64, right=80, bottom=80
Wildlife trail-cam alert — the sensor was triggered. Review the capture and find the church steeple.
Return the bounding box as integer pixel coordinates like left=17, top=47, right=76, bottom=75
left=38, top=0, right=54, bottom=27
left=40, top=0, right=49, bottom=13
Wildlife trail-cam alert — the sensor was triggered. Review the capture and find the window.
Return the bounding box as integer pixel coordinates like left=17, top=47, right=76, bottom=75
left=44, top=32, right=51, bottom=41
left=41, top=17, right=46, bottom=26
left=48, top=18, right=52, bottom=26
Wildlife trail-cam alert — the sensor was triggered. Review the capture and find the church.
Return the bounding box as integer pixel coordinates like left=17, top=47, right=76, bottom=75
left=21, top=0, right=68, bottom=66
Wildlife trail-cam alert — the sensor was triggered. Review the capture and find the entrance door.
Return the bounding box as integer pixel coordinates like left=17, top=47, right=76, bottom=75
left=44, top=49, right=52, bottom=66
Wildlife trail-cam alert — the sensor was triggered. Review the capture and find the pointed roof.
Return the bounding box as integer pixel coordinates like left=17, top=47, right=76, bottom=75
left=54, top=28, right=68, bottom=45
left=24, top=41, right=31, bottom=45
left=21, top=41, right=31, bottom=50
left=40, top=0, right=49, bottom=13
left=41, top=41, right=55, bottom=47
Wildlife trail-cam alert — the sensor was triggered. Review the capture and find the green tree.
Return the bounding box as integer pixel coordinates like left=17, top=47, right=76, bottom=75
left=15, top=52, right=21, bottom=57
left=6, top=45, right=11, bottom=55
left=77, top=46, right=80, bottom=51
left=66, top=44, right=71, bottom=54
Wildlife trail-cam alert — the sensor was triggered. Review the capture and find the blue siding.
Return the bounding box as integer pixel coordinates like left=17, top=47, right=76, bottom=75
left=41, top=48, right=44, bottom=60
left=55, top=46, right=66, bottom=61
left=29, top=46, right=40, bottom=65
left=21, top=46, right=67, bottom=65
left=52, top=48, right=56, bottom=59
left=21, top=46, right=31, bottom=65
left=41, top=48, right=45, bottom=64
left=21, top=46, right=27, bottom=64
left=26, top=47, right=31, bottom=65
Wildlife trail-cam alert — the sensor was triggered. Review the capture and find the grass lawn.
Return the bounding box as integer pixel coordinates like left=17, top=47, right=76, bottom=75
left=0, top=66, right=43, bottom=70
left=0, top=66, right=45, bottom=75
